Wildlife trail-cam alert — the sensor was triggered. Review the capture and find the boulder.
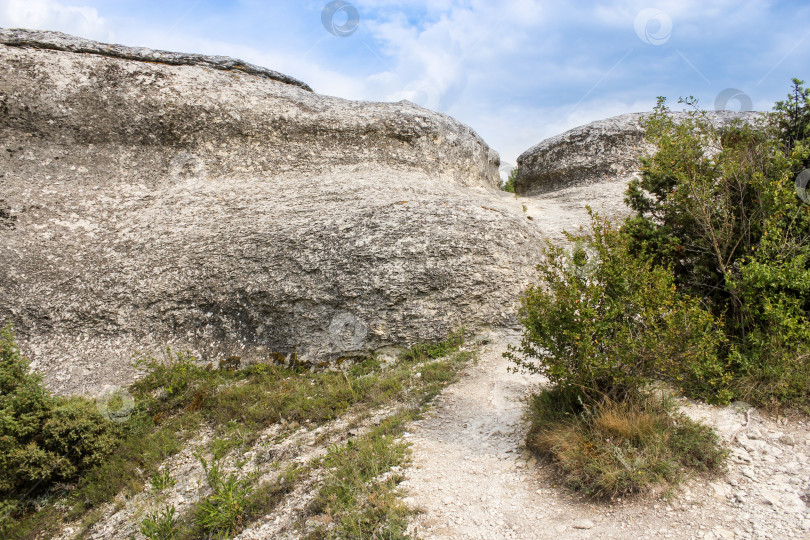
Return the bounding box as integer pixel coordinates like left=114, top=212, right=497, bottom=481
left=515, top=111, right=763, bottom=196
left=0, top=29, right=543, bottom=394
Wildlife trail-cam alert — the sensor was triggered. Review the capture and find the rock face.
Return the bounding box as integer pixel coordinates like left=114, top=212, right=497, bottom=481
left=515, top=111, right=763, bottom=196
left=0, top=29, right=542, bottom=395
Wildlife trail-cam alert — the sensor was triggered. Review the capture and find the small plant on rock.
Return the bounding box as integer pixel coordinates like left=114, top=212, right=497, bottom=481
left=193, top=455, right=254, bottom=538
left=150, top=469, right=176, bottom=492
left=140, top=505, right=178, bottom=540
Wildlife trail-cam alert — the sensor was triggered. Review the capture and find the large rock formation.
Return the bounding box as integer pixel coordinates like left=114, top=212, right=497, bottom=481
left=0, top=29, right=543, bottom=394
left=515, top=111, right=763, bottom=195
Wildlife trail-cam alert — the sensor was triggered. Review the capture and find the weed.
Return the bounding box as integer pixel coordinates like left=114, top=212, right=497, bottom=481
left=140, top=505, right=178, bottom=540
left=305, top=413, right=415, bottom=539
left=192, top=455, right=254, bottom=538
left=150, top=469, right=176, bottom=492
left=400, top=329, right=464, bottom=364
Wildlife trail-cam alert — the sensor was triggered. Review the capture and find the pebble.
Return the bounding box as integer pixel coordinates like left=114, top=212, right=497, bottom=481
left=712, top=527, right=734, bottom=539
left=572, top=519, right=594, bottom=529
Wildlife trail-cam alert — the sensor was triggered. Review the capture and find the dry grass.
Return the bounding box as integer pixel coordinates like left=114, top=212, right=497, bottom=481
left=528, top=390, right=726, bottom=499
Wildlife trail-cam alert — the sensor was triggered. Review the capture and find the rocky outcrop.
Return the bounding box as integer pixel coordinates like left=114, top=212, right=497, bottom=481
left=515, top=111, right=763, bottom=196
left=0, top=29, right=541, bottom=395
left=0, top=28, right=313, bottom=91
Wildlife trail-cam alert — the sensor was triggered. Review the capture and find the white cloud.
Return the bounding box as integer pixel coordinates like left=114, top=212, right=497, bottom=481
left=0, top=0, right=111, bottom=41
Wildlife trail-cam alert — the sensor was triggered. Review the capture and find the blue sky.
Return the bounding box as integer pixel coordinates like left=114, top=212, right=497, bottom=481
left=2, top=0, right=809, bottom=167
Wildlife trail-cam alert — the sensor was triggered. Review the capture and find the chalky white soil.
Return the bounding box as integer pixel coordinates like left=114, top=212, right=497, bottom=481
left=401, top=329, right=810, bottom=540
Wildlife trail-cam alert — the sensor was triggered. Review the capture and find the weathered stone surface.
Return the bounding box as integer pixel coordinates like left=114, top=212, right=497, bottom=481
left=0, top=28, right=312, bottom=91
left=0, top=29, right=541, bottom=395
left=515, top=111, right=763, bottom=195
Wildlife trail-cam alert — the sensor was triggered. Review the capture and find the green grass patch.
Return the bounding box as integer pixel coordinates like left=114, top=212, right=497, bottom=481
left=302, top=337, right=471, bottom=539
left=2, top=329, right=473, bottom=539
left=305, top=413, right=414, bottom=540
left=140, top=505, right=178, bottom=540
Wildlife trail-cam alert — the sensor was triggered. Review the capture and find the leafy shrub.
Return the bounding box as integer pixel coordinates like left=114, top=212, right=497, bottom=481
left=0, top=325, right=119, bottom=498
left=506, top=213, right=728, bottom=403
left=501, top=167, right=517, bottom=193
left=624, top=84, right=810, bottom=406
left=773, top=78, right=810, bottom=157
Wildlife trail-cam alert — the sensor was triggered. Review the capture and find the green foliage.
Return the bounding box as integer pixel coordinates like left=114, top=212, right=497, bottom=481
left=399, top=328, right=464, bottom=364
left=623, top=87, right=810, bottom=406
left=527, top=390, right=725, bottom=498
left=501, top=167, right=517, bottom=193
left=140, top=505, right=178, bottom=540
left=773, top=78, right=810, bottom=157
left=134, top=349, right=201, bottom=398
left=150, top=469, right=176, bottom=492
left=193, top=456, right=254, bottom=539
left=4, top=330, right=474, bottom=538
left=506, top=213, right=728, bottom=403
left=306, top=413, right=413, bottom=540
left=0, top=325, right=119, bottom=504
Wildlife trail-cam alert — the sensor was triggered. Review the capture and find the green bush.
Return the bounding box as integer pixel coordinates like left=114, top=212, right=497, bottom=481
left=624, top=83, right=810, bottom=406
left=501, top=167, right=517, bottom=193
left=0, top=325, right=119, bottom=499
left=506, top=212, right=728, bottom=403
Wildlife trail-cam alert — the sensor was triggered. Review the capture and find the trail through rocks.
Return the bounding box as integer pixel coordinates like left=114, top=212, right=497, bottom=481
left=401, top=330, right=810, bottom=540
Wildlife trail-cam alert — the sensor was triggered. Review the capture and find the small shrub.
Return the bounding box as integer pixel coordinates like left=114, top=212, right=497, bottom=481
left=506, top=212, right=728, bottom=403
left=0, top=325, right=119, bottom=497
left=501, top=168, right=517, bottom=193
left=193, top=456, right=254, bottom=538
left=140, top=505, right=178, bottom=540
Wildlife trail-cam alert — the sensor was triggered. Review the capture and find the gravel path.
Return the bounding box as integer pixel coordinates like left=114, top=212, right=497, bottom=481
left=401, top=329, right=810, bottom=540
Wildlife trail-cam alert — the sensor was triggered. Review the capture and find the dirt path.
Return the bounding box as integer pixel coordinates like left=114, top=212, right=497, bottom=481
left=401, top=330, right=810, bottom=540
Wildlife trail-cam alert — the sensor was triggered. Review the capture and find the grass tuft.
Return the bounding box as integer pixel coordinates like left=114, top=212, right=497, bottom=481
left=140, top=505, right=178, bottom=540
left=527, top=389, right=725, bottom=499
